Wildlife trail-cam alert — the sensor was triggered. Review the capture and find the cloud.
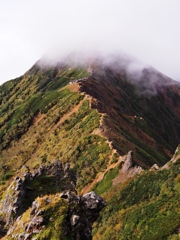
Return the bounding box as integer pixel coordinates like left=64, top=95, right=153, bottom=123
left=0, top=0, right=180, bottom=85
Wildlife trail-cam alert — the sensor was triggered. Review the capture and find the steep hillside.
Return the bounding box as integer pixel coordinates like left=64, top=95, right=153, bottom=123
left=0, top=55, right=180, bottom=239
left=79, top=60, right=180, bottom=167
left=0, top=161, right=106, bottom=239
left=92, top=146, right=180, bottom=240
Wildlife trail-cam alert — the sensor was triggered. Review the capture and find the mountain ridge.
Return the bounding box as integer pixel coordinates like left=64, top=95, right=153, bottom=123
left=0, top=54, right=180, bottom=239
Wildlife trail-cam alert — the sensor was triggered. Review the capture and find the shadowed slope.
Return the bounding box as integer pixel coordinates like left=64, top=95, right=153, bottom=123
left=79, top=62, right=180, bottom=167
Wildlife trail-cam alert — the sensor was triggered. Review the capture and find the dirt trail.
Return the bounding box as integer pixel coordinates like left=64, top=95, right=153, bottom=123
left=81, top=113, right=124, bottom=195
left=81, top=114, right=123, bottom=195
left=81, top=153, right=122, bottom=195
left=50, top=96, right=87, bottom=133
left=67, top=82, right=80, bottom=92
left=32, top=113, right=46, bottom=125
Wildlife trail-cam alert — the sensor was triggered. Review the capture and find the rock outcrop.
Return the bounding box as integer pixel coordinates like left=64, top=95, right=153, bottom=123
left=122, top=151, right=135, bottom=173
left=2, top=176, right=26, bottom=227
left=61, top=191, right=106, bottom=240
left=5, top=191, right=106, bottom=240
left=0, top=161, right=106, bottom=239
left=62, top=191, right=106, bottom=240
left=122, top=151, right=142, bottom=176
left=1, top=161, right=76, bottom=227
left=163, top=145, right=180, bottom=169
left=150, top=163, right=160, bottom=171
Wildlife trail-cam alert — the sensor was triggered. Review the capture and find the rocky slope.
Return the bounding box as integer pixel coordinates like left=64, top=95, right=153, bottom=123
left=0, top=161, right=106, bottom=239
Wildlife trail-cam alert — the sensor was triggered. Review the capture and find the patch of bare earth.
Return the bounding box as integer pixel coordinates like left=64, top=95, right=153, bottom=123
left=32, top=112, right=46, bottom=125
left=67, top=83, right=80, bottom=92
left=112, top=171, right=128, bottom=185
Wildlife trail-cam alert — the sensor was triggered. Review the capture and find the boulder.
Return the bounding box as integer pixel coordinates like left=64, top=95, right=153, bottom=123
left=82, top=191, right=106, bottom=210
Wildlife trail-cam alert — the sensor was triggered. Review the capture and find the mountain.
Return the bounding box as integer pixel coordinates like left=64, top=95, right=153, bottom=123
left=0, top=54, right=180, bottom=239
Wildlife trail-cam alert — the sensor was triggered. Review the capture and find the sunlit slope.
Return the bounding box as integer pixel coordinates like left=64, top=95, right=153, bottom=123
left=93, top=145, right=180, bottom=240
left=0, top=56, right=180, bottom=240
left=0, top=58, right=180, bottom=182
left=0, top=64, right=113, bottom=191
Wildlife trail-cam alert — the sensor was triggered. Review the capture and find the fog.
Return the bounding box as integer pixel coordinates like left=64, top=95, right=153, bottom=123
left=0, top=0, right=180, bottom=85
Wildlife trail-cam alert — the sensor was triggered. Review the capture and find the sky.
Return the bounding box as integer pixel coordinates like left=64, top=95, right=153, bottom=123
left=0, top=0, right=180, bottom=85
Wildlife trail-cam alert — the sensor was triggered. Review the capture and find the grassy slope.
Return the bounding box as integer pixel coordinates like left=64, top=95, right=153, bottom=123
left=0, top=64, right=113, bottom=192
left=0, top=62, right=180, bottom=239
left=0, top=63, right=113, bottom=238
left=93, top=148, right=180, bottom=240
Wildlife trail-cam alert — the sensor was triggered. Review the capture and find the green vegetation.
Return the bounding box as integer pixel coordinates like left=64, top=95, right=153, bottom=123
left=111, top=152, right=119, bottom=164
left=0, top=64, right=112, bottom=192
left=0, top=65, right=89, bottom=151
left=93, top=159, right=180, bottom=240
left=0, top=60, right=180, bottom=239
left=93, top=164, right=120, bottom=195
left=1, top=170, right=14, bottom=181
left=74, top=134, right=111, bottom=190
left=174, top=145, right=180, bottom=158
left=4, top=194, right=71, bottom=240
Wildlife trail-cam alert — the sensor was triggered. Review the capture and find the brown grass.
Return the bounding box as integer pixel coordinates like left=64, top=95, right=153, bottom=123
left=67, top=83, right=80, bottom=92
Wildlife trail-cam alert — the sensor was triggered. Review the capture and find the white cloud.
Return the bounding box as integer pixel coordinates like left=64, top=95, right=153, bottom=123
left=0, top=0, right=180, bottom=85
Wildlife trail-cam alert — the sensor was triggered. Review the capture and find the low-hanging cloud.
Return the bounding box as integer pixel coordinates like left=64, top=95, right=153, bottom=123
left=38, top=49, right=179, bottom=98
left=0, top=0, right=180, bottom=85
